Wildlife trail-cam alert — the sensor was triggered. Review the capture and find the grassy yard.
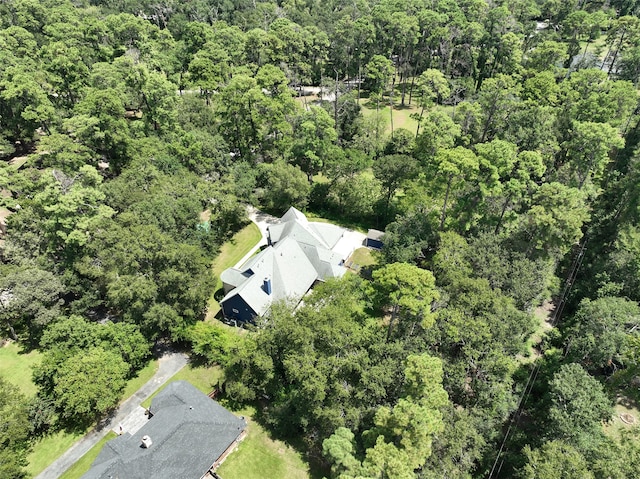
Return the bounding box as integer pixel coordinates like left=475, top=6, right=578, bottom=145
left=604, top=366, right=640, bottom=441
left=359, top=101, right=420, bottom=137
left=604, top=397, right=640, bottom=440
left=304, top=211, right=370, bottom=234
left=120, top=359, right=159, bottom=403
left=26, top=429, right=86, bottom=477
left=217, top=406, right=313, bottom=479
left=349, top=247, right=379, bottom=268
left=206, top=222, right=262, bottom=320
left=58, top=432, right=118, bottom=479
left=0, top=341, right=42, bottom=396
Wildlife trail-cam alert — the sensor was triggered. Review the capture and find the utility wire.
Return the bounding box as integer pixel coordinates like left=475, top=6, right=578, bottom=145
left=487, top=239, right=587, bottom=479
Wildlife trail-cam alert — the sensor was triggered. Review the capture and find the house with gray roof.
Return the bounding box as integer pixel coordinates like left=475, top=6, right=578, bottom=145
left=82, top=381, right=246, bottom=479
left=220, top=207, right=351, bottom=324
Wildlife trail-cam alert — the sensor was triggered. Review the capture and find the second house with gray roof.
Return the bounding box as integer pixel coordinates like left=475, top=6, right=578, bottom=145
left=220, top=207, right=352, bottom=324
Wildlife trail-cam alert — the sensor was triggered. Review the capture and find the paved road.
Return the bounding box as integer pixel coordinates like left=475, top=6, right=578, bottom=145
left=35, top=351, right=189, bottom=479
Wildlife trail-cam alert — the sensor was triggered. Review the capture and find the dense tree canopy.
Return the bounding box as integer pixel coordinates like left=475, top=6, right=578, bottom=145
left=2, top=0, right=640, bottom=477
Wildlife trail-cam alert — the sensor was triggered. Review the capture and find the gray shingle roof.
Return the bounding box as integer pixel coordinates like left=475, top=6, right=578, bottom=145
left=220, top=208, right=349, bottom=320
left=268, top=207, right=344, bottom=249
left=82, top=381, right=246, bottom=479
left=221, top=236, right=319, bottom=316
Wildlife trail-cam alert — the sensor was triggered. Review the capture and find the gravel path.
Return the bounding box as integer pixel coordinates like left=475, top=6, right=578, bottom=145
left=34, top=350, right=189, bottom=479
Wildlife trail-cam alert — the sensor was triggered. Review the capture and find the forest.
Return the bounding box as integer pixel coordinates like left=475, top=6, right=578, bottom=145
left=2, top=0, right=640, bottom=477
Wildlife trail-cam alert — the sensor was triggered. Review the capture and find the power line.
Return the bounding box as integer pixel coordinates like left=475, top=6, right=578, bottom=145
left=487, top=239, right=587, bottom=479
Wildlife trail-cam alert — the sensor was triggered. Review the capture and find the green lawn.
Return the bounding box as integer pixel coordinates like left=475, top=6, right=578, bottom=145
left=120, top=359, right=159, bottom=402
left=349, top=247, right=379, bottom=268
left=26, top=429, right=86, bottom=477
left=216, top=406, right=313, bottom=479
left=0, top=342, right=42, bottom=397
left=206, top=222, right=262, bottom=320
left=304, top=211, right=370, bottom=234
left=359, top=99, right=420, bottom=136
left=604, top=398, right=640, bottom=441
left=58, top=432, right=117, bottom=479
left=604, top=366, right=640, bottom=441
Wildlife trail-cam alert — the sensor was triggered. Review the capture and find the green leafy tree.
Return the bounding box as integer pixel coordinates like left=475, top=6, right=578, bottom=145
left=478, top=74, right=522, bottom=143
left=97, top=322, right=151, bottom=374
left=216, top=71, right=294, bottom=161
left=323, top=427, right=361, bottom=478
left=518, top=182, right=590, bottom=258
left=559, top=69, right=637, bottom=126
left=0, top=267, right=63, bottom=341
left=324, top=353, right=448, bottom=479
left=558, top=120, right=624, bottom=189
left=419, top=404, right=486, bottom=479
left=327, top=173, right=381, bottom=221
left=29, top=166, right=115, bottom=262
left=71, top=88, right=131, bottom=171
left=187, top=42, right=230, bottom=104
left=0, top=63, right=56, bottom=145
left=77, top=217, right=213, bottom=338
left=602, top=224, right=640, bottom=302
left=373, top=154, right=419, bottom=220
left=493, top=150, right=546, bottom=234
left=414, top=110, right=461, bottom=164
left=565, top=297, right=640, bottom=370
left=365, top=54, right=394, bottom=113
left=188, top=321, right=241, bottom=366
left=372, top=263, right=439, bottom=340
left=525, top=40, right=568, bottom=72
left=0, top=377, right=30, bottom=479
left=290, top=106, right=338, bottom=181
left=413, top=69, right=450, bottom=136
left=226, top=275, right=392, bottom=451
left=429, top=146, right=479, bottom=230
left=258, top=160, right=310, bottom=213
left=603, top=15, right=640, bottom=76
left=519, top=440, right=594, bottom=479
left=52, top=347, right=128, bottom=425
left=39, top=315, right=150, bottom=376
left=379, top=206, right=439, bottom=264
left=547, top=363, right=612, bottom=449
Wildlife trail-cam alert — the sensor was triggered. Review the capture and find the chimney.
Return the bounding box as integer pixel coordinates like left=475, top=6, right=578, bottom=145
left=141, top=435, right=153, bottom=448
left=263, top=277, right=272, bottom=295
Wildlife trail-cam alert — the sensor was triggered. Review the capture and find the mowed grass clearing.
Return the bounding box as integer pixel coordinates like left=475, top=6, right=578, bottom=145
left=26, top=429, right=85, bottom=477
left=0, top=341, right=42, bottom=396
left=604, top=397, right=640, bottom=440
left=120, top=358, right=159, bottom=400
left=349, top=247, right=379, bottom=268
left=216, top=406, right=313, bottom=479
left=359, top=101, right=420, bottom=136
left=206, top=221, right=262, bottom=319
